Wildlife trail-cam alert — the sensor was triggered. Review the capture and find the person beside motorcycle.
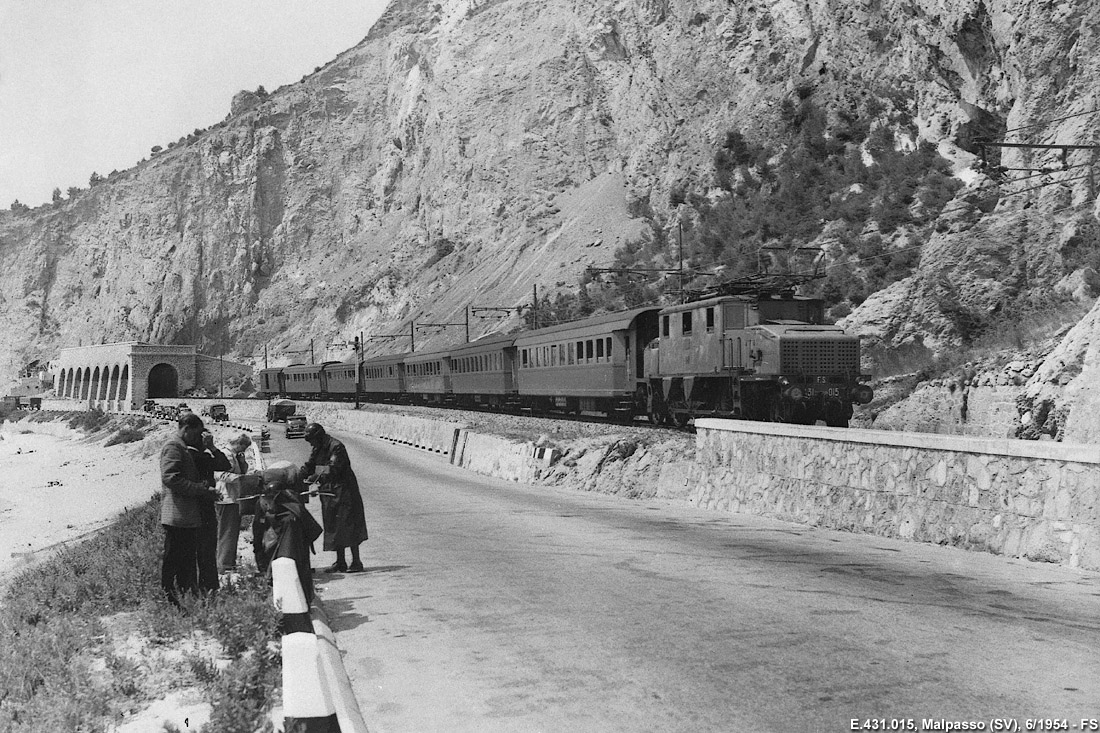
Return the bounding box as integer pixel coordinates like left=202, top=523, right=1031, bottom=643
left=300, top=422, right=368, bottom=573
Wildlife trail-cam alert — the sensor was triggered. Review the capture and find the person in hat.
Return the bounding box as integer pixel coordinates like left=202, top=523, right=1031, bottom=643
left=300, top=422, right=369, bottom=573
left=159, top=412, right=223, bottom=606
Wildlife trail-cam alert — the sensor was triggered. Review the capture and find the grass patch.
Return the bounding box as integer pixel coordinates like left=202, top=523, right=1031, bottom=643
left=67, top=408, right=112, bottom=433
left=0, top=499, right=281, bottom=732
left=104, top=417, right=155, bottom=447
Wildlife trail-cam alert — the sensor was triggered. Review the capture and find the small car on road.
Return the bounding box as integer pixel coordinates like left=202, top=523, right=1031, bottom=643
left=285, top=415, right=307, bottom=438
left=208, top=404, right=229, bottom=422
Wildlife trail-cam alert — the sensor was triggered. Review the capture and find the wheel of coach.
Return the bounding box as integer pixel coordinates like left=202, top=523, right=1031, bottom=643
left=300, top=423, right=369, bottom=574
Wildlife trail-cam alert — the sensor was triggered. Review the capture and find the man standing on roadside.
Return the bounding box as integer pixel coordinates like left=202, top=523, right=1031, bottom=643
left=214, top=433, right=255, bottom=575
left=192, top=427, right=231, bottom=592
left=159, top=412, right=223, bottom=606
left=301, top=422, right=368, bottom=573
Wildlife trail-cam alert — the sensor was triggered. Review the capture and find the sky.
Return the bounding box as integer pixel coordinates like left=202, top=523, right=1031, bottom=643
left=0, top=0, right=390, bottom=207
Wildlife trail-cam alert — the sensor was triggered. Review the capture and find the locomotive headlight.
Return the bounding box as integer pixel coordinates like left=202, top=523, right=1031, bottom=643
left=785, top=386, right=804, bottom=402
left=852, top=385, right=874, bottom=404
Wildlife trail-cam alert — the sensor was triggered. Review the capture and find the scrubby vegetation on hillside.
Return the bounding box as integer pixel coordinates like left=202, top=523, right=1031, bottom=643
left=526, top=93, right=963, bottom=328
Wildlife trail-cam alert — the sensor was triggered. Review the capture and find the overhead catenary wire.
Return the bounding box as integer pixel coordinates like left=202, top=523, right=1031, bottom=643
left=1000, top=107, right=1099, bottom=138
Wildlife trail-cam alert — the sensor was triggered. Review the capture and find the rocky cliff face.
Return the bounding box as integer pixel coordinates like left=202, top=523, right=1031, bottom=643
left=2, top=0, right=1100, bottom=439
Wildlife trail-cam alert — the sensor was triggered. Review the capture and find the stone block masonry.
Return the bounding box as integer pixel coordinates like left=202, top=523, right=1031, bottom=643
left=693, top=420, right=1100, bottom=570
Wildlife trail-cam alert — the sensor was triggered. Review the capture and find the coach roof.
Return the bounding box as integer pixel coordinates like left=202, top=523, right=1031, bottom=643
left=513, top=305, right=660, bottom=346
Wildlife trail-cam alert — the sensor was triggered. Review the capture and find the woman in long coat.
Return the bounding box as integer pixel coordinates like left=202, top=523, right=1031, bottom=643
left=301, top=423, right=369, bottom=573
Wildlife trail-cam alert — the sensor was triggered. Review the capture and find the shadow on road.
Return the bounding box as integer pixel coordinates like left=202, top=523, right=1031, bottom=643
left=315, top=565, right=411, bottom=632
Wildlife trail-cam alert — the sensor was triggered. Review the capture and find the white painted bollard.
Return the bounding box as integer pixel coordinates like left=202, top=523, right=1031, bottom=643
left=272, top=557, right=312, bottom=634
left=282, top=632, right=340, bottom=732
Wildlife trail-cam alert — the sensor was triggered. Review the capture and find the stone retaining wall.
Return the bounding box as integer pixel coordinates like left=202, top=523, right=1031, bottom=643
left=693, top=419, right=1100, bottom=570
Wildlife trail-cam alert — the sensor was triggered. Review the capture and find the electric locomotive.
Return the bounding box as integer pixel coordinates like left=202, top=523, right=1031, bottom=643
left=638, top=279, right=872, bottom=427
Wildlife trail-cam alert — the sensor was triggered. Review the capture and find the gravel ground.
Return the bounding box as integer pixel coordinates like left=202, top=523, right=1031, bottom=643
left=342, top=400, right=682, bottom=445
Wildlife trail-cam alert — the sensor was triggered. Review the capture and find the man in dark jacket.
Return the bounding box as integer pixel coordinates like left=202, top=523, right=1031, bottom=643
left=160, top=412, right=223, bottom=606
left=301, top=423, right=369, bottom=573
left=191, top=429, right=231, bottom=592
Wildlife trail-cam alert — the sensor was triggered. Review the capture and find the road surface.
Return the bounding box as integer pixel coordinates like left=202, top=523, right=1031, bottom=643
left=272, top=428, right=1100, bottom=733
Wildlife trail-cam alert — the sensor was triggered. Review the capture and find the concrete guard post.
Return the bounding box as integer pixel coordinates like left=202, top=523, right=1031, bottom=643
left=272, top=558, right=312, bottom=635
left=272, top=557, right=370, bottom=733
left=282, top=632, right=340, bottom=732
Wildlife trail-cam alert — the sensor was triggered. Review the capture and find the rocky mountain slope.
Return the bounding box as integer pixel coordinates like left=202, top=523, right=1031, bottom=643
left=2, top=0, right=1100, bottom=439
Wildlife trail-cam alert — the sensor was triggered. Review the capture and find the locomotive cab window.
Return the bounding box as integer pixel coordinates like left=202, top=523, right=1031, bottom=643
left=706, top=307, right=715, bottom=332
left=662, top=315, right=669, bottom=337
left=682, top=312, right=693, bottom=335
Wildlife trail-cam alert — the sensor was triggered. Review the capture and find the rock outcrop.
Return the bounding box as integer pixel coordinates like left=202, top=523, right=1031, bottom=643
left=1, top=0, right=1099, bottom=440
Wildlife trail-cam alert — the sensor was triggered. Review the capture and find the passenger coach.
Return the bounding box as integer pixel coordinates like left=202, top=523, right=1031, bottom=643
left=513, top=306, right=659, bottom=420
left=404, top=348, right=451, bottom=402
left=447, top=333, right=517, bottom=410
left=361, top=353, right=406, bottom=402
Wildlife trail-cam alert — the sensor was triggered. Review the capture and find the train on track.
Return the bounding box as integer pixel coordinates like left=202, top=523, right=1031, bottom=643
left=259, top=280, right=873, bottom=427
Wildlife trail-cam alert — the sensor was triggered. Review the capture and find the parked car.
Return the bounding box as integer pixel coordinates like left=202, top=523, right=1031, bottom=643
left=142, top=399, right=157, bottom=412
left=285, top=415, right=307, bottom=438
left=208, top=404, right=229, bottom=422
left=28, top=397, right=42, bottom=411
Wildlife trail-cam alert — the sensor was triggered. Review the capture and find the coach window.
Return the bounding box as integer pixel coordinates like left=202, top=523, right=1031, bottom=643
left=596, top=338, right=605, bottom=361
left=706, top=307, right=715, bottom=332
left=522, top=349, right=528, bottom=368
left=606, top=337, right=612, bottom=359
left=568, top=342, right=575, bottom=364
left=682, top=311, right=693, bottom=335
left=585, top=340, right=594, bottom=360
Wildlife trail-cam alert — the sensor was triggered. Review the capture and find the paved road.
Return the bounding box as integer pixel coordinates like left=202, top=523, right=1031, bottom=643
left=271, top=428, right=1100, bottom=733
